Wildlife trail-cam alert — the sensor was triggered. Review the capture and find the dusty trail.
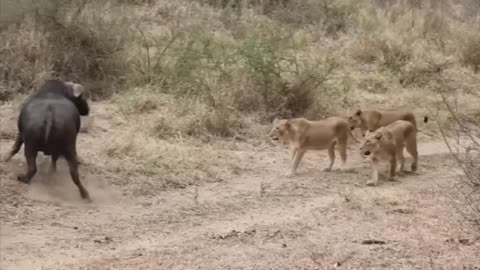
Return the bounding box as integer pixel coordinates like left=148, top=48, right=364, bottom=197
left=1, top=107, right=479, bottom=269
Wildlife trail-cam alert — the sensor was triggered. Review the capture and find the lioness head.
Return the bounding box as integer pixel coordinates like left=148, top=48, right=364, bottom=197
left=268, top=119, right=291, bottom=142
left=347, top=109, right=363, bottom=131
left=359, top=130, right=384, bottom=157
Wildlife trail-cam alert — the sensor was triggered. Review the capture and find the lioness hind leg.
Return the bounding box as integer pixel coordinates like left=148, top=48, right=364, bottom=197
left=324, top=142, right=336, bottom=172
left=406, top=140, right=418, bottom=172
left=338, top=136, right=348, bottom=168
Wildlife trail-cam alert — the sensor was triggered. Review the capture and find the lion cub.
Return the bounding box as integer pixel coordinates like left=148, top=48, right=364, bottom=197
left=348, top=108, right=428, bottom=137
left=268, top=117, right=359, bottom=177
left=359, top=120, right=418, bottom=186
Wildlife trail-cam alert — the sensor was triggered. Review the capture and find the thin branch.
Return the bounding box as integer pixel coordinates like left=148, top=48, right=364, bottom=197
left=136, top=24, right=151, bottom=82
left=440, top=93, right=480, bottom=147
left=71, top=0, right=90, bottom=24
left=153, top=30, right=182, bottom=71
left=435, top=114, right=468, bottom=174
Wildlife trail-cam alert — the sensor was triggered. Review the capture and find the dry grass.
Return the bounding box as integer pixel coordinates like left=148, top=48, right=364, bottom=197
left=459, top=31, right=480, bottom=73
left=99, top=130, right=226, bottom=193
left=2, top=0, right=480, bottom=192
left=436, top=92, right=480, bottom=226
left=84, top=89, right=267, bottom=194
left=2, top=0, right=479, bottom=115
left=2, top=2, right=480, bottom=268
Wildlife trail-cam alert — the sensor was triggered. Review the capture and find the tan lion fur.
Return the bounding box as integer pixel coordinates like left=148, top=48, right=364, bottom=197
left=268, top=117, right=360, bottom=177
left=359, top=120, right=418, bottom=186
left=348, top=108, right=428, bottom=137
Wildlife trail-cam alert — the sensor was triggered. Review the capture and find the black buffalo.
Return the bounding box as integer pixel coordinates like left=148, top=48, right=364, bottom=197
left=4, top=79, right=91, bottom=200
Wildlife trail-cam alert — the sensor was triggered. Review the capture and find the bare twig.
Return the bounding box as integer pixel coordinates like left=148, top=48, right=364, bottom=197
left=136, top=24, right=151, bottom=83
left=436, top=91, right=480, bottom=226
left=439, top=93, right=480, bottom=147
left=71, top=0, right=90, bottom=24
left=153, top=30, right=182, bottom=72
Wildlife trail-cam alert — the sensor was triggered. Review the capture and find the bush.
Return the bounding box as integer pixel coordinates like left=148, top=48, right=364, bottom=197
left=2, top=0, right=480, bottom=142
left=0, top=1, right=131, bottom=101
left=438, top=93, right=480, bottom=226
left=128, top=14, right=338, bottom=123
left=0, top=17, right=50, bottom=100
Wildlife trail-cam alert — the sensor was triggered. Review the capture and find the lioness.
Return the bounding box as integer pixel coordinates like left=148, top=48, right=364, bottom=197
left=268, top=117, right=360, bottom=177
left=348, top=108, right=428, bottom=137
left=359, top=120, right=418, bottom=186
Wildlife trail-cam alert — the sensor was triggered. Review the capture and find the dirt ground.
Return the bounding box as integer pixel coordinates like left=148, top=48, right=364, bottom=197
left=1, top=103, right=479, bottom=270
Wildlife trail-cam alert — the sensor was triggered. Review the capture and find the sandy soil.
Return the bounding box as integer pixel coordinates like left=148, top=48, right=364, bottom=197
left=1, top=103, right=479, bottom=270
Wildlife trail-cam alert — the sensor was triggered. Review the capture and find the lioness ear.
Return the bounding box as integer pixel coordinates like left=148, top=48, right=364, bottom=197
left=355, top=109, right=362, bottom=116
left=374, top=132, right=382, bottom=140
left=285, top=120, right=291, bottom=128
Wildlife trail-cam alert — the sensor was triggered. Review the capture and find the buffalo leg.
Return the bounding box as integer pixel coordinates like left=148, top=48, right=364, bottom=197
left=17, top=146, right=37, bottom=184
left=4, top=134, right=23, bottom=162
left=65, top=151, right=90, bottom=201
left=49, top=154, right=58, bottom=174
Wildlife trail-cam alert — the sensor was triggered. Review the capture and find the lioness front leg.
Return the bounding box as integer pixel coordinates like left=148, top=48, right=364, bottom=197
left=396, top=144, right=407, bottom=176
left=285, top=148, right=297, bottom=176
left=406, top=141, right=418, bottom=173
left=286, top=149, right=305, bottom=177
left=367, top=160, right=379, bottom=186
left=387, top=156, right=397, bottom=181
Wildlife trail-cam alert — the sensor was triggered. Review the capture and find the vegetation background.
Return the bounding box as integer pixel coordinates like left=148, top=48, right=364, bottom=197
left=0, top=0, right=479, bottom=268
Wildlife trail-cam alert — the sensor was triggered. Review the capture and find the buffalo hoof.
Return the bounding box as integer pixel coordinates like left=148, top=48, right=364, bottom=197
left=2, top=154, right=12, bottom=163
left=79, top=190, right=91, bottom=202
left=81, top=195, right=92, bottom=203
left=17, top=174, right=30, bottom=184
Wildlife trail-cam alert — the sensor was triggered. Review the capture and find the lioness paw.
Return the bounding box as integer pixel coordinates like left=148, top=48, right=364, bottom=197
left=366, top=180, right=378, bottom=187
